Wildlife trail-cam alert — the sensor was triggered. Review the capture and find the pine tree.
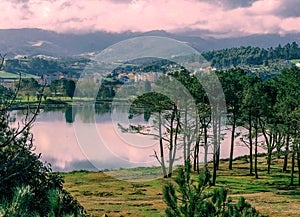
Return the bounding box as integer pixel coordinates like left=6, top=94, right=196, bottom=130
left=163, top=161, right=266, bottom=217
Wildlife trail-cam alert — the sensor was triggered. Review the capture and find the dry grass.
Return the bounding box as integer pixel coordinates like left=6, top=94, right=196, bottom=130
left=62, top=155, right=300, bottom=217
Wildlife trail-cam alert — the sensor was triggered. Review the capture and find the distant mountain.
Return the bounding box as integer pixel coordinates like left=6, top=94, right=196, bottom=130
left=1, top=28, right=300, bottom=58
left=0, top=28, right=133, bottom=58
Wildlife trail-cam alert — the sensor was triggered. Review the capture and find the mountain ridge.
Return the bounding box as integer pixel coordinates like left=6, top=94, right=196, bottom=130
left=1, top=28, right=300, bottom=58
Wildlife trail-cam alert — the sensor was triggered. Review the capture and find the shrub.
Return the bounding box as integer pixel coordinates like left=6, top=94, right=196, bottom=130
left=163, top=161, right=266, bottom=217
left=0, top=84, right=85, bottom=216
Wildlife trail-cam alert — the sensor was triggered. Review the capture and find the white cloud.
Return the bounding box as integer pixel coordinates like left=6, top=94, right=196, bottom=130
left=0, top=0, right=299, bottom=37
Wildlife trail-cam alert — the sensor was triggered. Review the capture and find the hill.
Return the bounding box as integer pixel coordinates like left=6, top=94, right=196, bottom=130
left=1, top=28, right=300, bottom=58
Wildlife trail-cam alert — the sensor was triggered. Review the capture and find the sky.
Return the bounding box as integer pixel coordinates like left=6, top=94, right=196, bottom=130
left=1, top=0, right=300, bottom=38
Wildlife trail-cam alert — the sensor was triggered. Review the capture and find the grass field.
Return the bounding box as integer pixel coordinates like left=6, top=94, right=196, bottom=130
left=62, top=156, right=300, bottom=217
left=290, top=59, right=300, bottom=64
left=0, top=70, right=37, bottom=79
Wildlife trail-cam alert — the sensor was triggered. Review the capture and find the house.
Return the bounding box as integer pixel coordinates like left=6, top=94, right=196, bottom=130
left=134, top=72, right=162, bottom=82
left=205, top=67, right=217, bottom=73
left=127, top=73, right=135, bottom=80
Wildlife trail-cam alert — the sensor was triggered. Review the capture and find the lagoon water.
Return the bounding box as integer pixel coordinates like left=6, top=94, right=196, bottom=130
left=12, top=104, right=258, bottom=172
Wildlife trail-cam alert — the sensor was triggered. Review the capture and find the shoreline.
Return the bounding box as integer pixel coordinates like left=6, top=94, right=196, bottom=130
left=10, top=97, right=132, bottom=109
left=55, top=152, right=268, bottom=174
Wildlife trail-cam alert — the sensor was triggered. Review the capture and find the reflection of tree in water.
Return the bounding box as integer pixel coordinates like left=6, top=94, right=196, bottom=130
left=95, top=103, right=111, bottom=114
left=75, top=104, right=95, bottom=123
left=111, top=103, right=131, bottom=113
left=65, top=106, right=76, bottom=124
left=30, top=103, right=138, bottom=124
left=43, top=104, right=66, bottom=112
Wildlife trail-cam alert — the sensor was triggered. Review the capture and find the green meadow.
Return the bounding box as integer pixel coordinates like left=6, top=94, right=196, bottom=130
left=290, top=59, right=300, bottom=64
left=0, top=70, right=37, bottom=79
left=61, top=156, right=300, bottom=217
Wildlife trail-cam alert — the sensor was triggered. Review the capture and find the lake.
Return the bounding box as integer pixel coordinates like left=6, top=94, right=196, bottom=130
left=11, top=103, right=259, bottom=172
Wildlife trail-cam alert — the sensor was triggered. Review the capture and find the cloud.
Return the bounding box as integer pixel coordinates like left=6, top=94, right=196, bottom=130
left=109, top=0, right=133, bottom=4
left=198, top=0, right=258, bottom=9
left=13, top=0, right=30, bottom=3
left=0, top=0, right=299, bottom=37
left=59, top=1, right=72, bottom=9
left=274, top=0, right=300, bottom=18
left=223, top=0, right=257, bottom=9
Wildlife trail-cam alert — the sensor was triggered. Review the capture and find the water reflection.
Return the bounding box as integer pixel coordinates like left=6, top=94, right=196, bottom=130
left=15, top=103, right=157, bottom=172
left=13, top=103, right=259, bottom=172
left=65, top=106, right=75, bottom=124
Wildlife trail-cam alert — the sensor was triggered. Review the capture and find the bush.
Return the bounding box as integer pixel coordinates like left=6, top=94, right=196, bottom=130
left=0, top=84, right=85, bottom=216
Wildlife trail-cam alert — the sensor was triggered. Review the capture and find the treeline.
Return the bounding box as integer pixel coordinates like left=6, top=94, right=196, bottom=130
left=12, top=78, right=76, bottom=101
left=202, top=42, right=300, bottom=68
left=13, top=77, right=117, bottom=102
left=125, top=66, right=300, bottom=186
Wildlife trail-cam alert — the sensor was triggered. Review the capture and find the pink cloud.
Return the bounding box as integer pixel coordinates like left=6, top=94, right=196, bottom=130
left=0, top=0, right=299, bottom=37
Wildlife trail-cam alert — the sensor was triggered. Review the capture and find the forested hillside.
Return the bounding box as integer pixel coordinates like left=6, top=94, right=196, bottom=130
left=203, top=42, right=300, bottom=68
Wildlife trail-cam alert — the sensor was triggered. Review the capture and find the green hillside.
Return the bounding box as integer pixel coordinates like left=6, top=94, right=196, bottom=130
left=0, top=70, right=38, bottom=79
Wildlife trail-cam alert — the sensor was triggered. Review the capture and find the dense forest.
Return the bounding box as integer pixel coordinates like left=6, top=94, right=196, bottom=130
left=202, top=42, right=300, bottom=69
left=3, top=57, right=89, bottom=77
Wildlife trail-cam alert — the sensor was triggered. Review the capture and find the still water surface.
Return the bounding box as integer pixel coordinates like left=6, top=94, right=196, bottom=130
left=13, top=104, right=255, bottom=172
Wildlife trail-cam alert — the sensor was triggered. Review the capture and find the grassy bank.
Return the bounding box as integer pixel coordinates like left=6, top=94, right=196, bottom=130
left=61, top=156, right=300, bottom=217
left=10, top=96, right=130, bottom=109
left=0, top=70, right=38, bottom=79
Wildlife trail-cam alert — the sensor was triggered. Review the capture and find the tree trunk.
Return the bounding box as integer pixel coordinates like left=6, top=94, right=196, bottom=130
left=196, top=143, right=200, bottom=173
left=171, top=115, right=180, bottom=177
left=203, top=122, right=208, bottom=167
left=193, top=142, right=199, bottom=172
left=168, top=112, right=174, bottom=178
left=183, top=108, right=187, bottom=161
left=168, top=106, right=177, bottom=178
left=290, top=146, right=295, bottom=186
left=229, top=113, right=236, bottom=170
left=212, top=154, right=217, bottom=186
left=212, top=111, right=218, bottom=186
left=267, top=147, right=272, bottom=174
left=254, top=123, right=258, bottom=179
left=158, top=112, right=167, bottom=178
left=267, top=134, right=273, bottom=174
left=275, top=133, right=282, bottom=159
left=193, top=115, right=200, bottom=173
left=187, top=135, right=192, bottom=163
left=260, top=118, right=272, bottom=174
left=283, top=135, right=289, bottom=172
left=249, top=110, right=253, bottom=175
left=216, top=114, right=221, bottom=170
